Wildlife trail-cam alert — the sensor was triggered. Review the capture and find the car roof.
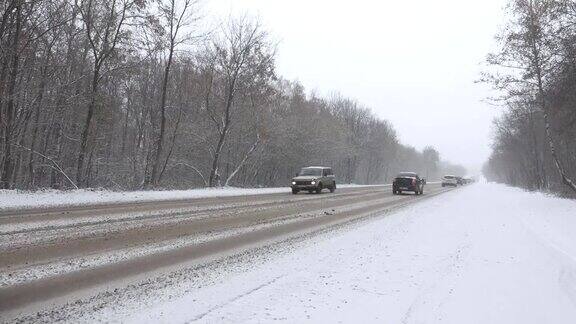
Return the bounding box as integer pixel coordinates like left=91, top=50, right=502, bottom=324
left=304, top=166, right=330, bottom=169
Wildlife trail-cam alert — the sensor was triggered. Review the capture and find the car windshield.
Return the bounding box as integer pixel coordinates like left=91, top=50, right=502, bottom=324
left=444, top=176, right=455, bottom=179
left=299, top=168, right=322, bottom=176
left=397, top=172, right=416, bottom=177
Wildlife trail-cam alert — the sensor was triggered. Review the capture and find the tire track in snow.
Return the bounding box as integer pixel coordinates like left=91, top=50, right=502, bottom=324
left=401, top=244, right=471, bottom=324
left=188, top=275, right=286, bottom=323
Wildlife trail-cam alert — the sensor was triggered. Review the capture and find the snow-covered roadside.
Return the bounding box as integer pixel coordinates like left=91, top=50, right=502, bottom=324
left=0, top=184, right=383, bottom=210
left=123, top=182, right=576, bottom=324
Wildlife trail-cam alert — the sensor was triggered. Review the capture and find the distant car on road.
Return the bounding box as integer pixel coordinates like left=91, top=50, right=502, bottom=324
left=393, top=172, right=425, bottom=195
left=291, top=166, right=336, bottom=194
left=442, top=175, right=458, bottom=187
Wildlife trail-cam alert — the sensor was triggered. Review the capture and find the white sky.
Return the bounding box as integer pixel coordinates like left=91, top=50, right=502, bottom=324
left=205, top=0, right=506, bottom=172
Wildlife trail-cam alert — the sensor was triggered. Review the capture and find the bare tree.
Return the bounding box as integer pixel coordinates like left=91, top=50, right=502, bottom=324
left=75, top=0, right=141, bottom=186
left=203, top=17, right=275, bottom=187
left=146, top=0, right=200, bottom=187
left=483, top=0, right=576, bottom=193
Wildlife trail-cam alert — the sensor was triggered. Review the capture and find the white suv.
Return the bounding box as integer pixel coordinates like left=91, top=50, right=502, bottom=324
left=441, top=175, right=458, bottom=187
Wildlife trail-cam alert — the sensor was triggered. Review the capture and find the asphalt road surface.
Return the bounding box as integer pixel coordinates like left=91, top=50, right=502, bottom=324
left=0, top=183, right=453, bottom=321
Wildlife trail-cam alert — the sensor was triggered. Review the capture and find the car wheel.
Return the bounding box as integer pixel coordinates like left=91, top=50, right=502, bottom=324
left=397, top=190, right=402, bottom=195
left=292, top=188, right=299, bottom=195
left=442, top=184, right=445, bottom=187
left=316, top=183, right=323, bottom=194
left=329, top=183, right=336, bottom=193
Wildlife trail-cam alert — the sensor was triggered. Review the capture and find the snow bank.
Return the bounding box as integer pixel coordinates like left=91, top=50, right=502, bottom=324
left=126, top=182, right=576, bottom=323
left=0, top=187, right=283, bottom=210
left=0, top=184, right=383, bottom=210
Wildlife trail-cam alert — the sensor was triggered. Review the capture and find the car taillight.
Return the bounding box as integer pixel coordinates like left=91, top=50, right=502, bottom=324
left=412, top=179, right=416, bottom=185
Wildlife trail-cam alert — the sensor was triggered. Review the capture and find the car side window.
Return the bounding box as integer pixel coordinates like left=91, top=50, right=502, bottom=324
left=323, top=169, right=328, bottom=176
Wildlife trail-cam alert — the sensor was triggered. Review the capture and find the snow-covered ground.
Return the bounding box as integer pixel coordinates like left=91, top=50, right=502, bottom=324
left=124, top=182, right=576, bottom=323
left=0, top=187, right=287, bottom=210
left=0, top=184, right=381, bottom=210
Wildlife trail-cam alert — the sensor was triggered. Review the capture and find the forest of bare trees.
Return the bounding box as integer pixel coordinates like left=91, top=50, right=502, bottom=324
left=482, top=0, right=576, bottom=196
left=0, top=0, right=458, bottom=190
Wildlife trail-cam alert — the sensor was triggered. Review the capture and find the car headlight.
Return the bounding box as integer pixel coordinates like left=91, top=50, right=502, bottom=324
left=292, top=181, right=296, bottom=185
left=311, top=181, right=316, bottom=185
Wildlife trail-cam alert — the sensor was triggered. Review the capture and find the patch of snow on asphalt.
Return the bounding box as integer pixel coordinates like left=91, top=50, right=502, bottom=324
left=125, top=182, right=576, bottom=324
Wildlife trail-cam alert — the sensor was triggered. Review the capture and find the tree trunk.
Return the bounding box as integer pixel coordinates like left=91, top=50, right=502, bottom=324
left=208, top=75, right=236, bottom=187
left=541, top=110, right=576, bottom=192
left=208, top=125, right=228, bottom=187
left=148, top=45, right=174, bottom=188
left=76, top=64, right=100, bottom=186
left=27, top=64, right=49, bottom=188
left=225, top=134, right=260, bottom=186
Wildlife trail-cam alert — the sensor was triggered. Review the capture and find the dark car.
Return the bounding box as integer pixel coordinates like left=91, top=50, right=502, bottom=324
left=456, top=176, right=465, bottom=185
left=393, top=172, right=425, bottom=195
left=442, top=175, right=458, bottom=187
left=291, top=166, right=336, bottom=194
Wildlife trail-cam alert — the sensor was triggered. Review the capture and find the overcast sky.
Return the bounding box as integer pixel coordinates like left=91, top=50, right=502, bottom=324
left=205, top=0, right=506, bottom=173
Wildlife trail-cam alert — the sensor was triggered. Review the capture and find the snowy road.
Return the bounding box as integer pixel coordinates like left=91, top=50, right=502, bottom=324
left=2, top=183, right=575, bottom=323
left=0, top=184, right=451, bottom=322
